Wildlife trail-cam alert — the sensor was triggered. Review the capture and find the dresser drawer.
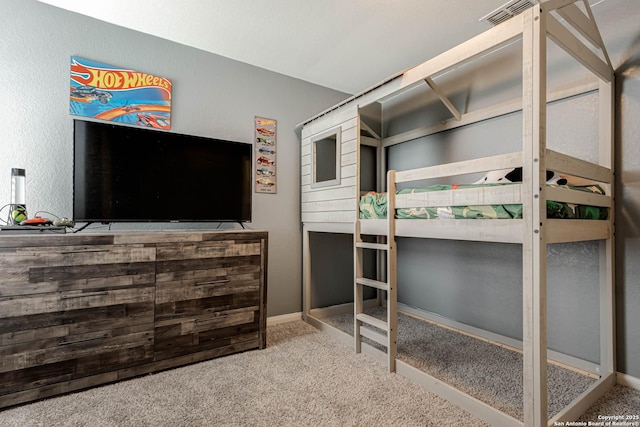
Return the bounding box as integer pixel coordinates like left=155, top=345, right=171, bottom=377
left=0, top=243, right=156, bottom=297
left=155, top=236, right=262, bottom=262
left=153, top=238, right=262, bottom=361
left=154, top=276, right=261, bottom=360
left=153, top=304, right=259, bottom=361
left=0, top=286, right=155, bottom=396
left=0, top=321, right=153, bottom=396
left=0, top=285, right=155, bottom=341
left=0, top=241, right=156, bottom=397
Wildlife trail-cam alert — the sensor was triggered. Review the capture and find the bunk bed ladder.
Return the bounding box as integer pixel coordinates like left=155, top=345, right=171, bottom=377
left=354, top=171, right=398, bottom=373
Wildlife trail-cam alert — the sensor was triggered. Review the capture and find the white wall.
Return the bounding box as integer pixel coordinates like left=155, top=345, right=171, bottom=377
left=0, top=0, right=348, bottom=317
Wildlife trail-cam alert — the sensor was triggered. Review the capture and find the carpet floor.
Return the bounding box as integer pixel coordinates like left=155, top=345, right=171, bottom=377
left=322, top=307, right=597, bottom=420
left=0, top=319, right=637, bottom=426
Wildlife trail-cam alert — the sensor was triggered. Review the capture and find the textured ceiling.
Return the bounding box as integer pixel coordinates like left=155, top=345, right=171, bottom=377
left=38, top=0, right=629, bottom=95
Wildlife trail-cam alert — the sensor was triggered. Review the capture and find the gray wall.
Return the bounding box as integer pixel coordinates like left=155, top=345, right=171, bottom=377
left=0, top=0, right=347, bottom=317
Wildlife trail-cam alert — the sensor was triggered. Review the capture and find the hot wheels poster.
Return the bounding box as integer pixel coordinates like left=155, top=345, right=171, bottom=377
left=70, top=56, right=172, bottom=129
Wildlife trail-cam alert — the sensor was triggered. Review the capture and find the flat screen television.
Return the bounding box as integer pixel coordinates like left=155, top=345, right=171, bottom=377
left=73, top=119, right=252, bottom=223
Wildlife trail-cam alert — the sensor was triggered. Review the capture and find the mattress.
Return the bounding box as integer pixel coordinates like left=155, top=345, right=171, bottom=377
left=359, top=183, right=608, bottom=220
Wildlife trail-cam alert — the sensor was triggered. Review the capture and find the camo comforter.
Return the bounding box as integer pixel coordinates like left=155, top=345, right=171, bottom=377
left=359, top=183, right=608, bottom=220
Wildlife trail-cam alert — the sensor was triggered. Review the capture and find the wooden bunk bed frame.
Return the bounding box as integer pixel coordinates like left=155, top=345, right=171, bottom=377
left=299, top=1, right=614, bottom=426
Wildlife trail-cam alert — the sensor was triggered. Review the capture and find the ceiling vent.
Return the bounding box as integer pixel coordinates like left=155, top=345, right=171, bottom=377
left=480, top=0, right=539, bottom=27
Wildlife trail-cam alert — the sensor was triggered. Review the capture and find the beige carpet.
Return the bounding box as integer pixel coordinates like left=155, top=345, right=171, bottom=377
left=322, top=308, right=599, bottom=420
left=0, top=320, right=637, bottom=426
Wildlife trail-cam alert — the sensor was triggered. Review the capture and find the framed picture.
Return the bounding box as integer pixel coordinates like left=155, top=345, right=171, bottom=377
left=254, top=117, right=277, bottom=193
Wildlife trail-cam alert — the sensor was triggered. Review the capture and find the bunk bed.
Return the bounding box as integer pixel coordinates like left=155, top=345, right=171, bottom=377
left=298, top=1, right=614, bottom=426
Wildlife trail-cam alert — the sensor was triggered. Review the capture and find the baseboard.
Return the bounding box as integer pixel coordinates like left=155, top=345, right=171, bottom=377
left=617, top=372, right=640, bottom=391
left=267, top=312, right=302, bottom=326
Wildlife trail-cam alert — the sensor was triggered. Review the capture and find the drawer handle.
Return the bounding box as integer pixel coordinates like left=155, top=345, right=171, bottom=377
left=195, top=279, right=229, bottom=286
left=60, top=249, right=109, bottom=254
left=58, top=333, right=108, bottom=346
left=60, top=291, right=109, bottom=300
left=195, top=315, right=228, bottom=323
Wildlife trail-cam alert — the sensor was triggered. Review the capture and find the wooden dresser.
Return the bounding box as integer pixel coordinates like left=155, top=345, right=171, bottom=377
left=0, top=230, right=267, bottom=408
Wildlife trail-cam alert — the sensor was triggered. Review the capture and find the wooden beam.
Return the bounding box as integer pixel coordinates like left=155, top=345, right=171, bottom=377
left=580, top=0, right=612, bottom=67
left=360, top=136, right=380, bottom=148
left=424, top=77, right=462, bottom=121
left=546, top=14, right=612, bottom=82
left=546, top=219, right=611, bottom=243
left=545, top=186, right=611, bottom=207
left=395, top=152, right=523, bottom=183
left=548, top=374, right=616, bottom=424
left=541, top=0, right=583, bottom=13
left=556, top=3, right=600, bottom=50
left=546, top=149, right=612, bottom=183
left=302, top=225, right=311, bottom=322
left=598, top=76, right=616, bottom=377
left=395, top=184, right=523, bottom=209
left=401, top=14, right=524, bottom=89
left=360, top=120, right=381, bottom=139
left=382, top=80, right=598, bottom=147
left=301, top=222, right=354, bottom=234
left=396, top=361, right=523, bottom=427
left=521, top=6, right=548, bottom=426
left=354, top=220, right=363, bottom=355
left=361, top=218, right=525, bottom=244
left=386, top=170, right=397, bottom=373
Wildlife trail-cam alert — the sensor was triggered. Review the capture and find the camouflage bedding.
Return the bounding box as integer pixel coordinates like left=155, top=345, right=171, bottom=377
left=359, top=183, right=608, bottom=220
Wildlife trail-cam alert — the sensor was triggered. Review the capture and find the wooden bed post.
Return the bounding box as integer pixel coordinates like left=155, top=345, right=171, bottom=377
left=302, top=224, right=311, bottom=322
left=522, top=5, right=548, bottom=426
left=599, top=76, right=616, bottom=377
left=354, top=220, right=363, bottom=355
left=386, top=170, right=398, bottom=372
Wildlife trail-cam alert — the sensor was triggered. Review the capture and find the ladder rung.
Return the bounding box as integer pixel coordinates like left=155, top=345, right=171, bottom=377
left=355, top=242, right=389, bottom=250
left=356, top=277, right=388, bottom=291
left=360, top=325, right=388, bottom=346
left=356, top=313, right=388, bottom=332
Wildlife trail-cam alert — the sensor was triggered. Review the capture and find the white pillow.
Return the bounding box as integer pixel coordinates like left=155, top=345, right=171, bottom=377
left=474, top=167, right=567, bottom=185
left=473, top=168, right=520, bottom=184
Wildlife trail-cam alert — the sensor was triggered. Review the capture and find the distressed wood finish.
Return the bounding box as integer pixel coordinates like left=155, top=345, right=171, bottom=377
left=0, top=230, right=268, bottom=409
left=154, top=238, right=264, bottom=360
left=0, top=237, right=155, bottom=403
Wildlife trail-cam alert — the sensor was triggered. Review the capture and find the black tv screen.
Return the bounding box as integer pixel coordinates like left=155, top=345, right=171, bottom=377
left=73, top=119, right=252, bottom=223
